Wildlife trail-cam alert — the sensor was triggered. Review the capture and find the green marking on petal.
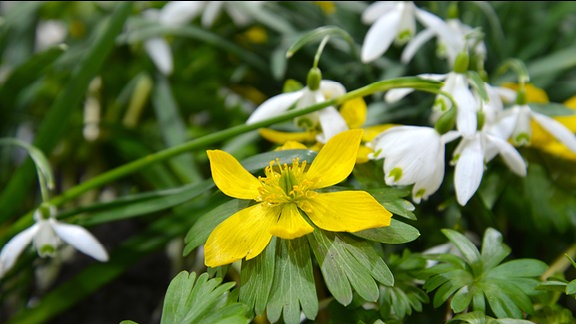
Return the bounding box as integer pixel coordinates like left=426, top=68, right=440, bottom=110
left=514, top=133, right=531, bottom=146
left=295, top=116, right=315, bottom=130
left=39, top=244, right=57, bottom=257
left=389, top=167, right=403, bottom=182
left=396, top=29, right=413, bottom=44
left=415, top=188, right=426, bottom=198
left=434, top=97, right=449, bottom=112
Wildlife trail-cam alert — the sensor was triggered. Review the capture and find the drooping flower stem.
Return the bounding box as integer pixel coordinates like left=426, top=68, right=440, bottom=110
left=1, top=77, right=444, bottom=242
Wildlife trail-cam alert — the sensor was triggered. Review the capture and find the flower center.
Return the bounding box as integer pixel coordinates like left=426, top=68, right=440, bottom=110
left=256, top=158, right=317, bottom=206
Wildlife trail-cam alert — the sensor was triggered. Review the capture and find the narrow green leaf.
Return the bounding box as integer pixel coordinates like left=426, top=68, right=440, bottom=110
left=266, top=237, right=317, bottom=324
left=183, top=199, right=250, bottom=256
left=466, top=71, right=489, bottom=101
left=71, top=180, right=214, bottom=226
left=528, top=103, right=576, bottom=116
left=442, top=229, right=481, bottom=266
left=479, top=281, right=527, bottom=318
left=153, top=76, right=202, bottom=183
left=0, top=44, right=66, bottom=108
left=352, top=218, right=420, bottom=244
left=0, top=1, right=134, bottom=220
left=527, top=45, right=576, bottom=81
left=286, top=26, right=355, bottom=58
left=239, top=237, right=276, bottom=316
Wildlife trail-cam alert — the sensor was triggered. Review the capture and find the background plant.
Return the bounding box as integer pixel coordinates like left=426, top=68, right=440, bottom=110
left=0, top=1, right=575, bottom=323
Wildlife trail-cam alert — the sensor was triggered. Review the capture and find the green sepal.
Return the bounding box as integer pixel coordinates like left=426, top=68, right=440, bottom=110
left=266, top=237, right=317, bottom=324
left=434, top=107, right=457, bottom=135
left=308, top=230, right=393, bottom=306
left=160, top=271, right=250, bottom=324
left=239, top=237, right=276, bottom=316
left=352, top=219, right=420, bottom=244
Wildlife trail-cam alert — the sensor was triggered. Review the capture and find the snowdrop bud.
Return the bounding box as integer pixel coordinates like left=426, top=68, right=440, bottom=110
left=435, top=107, right=457, bottom=134
left=515, top=87, right=527, bottom=105
left=453, top=51, right=469, bottom=74
left=306, top=67, right=322, bottom=91
left=476, top=110, right=485, bottom=131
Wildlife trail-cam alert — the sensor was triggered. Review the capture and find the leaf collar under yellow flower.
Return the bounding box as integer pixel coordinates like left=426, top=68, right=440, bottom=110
left=204, top=129, right=392, bottom=267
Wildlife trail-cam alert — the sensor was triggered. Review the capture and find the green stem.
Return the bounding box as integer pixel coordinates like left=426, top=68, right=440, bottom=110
left=313, top=36, right=330, bottom=69
left=1, top=77, right=442, bottom=242
left=541, top=243, right=576, bottom=281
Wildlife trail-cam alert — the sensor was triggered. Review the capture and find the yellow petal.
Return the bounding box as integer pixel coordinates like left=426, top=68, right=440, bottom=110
left=363, top=124, right=397, bottom=142
left=274, top=141, right=308, bottom=151
left=300, top=191, right=391, bottom=232
left=306, top=129, right=363, bottom=189
left=204, top=203, right=277, bottom=267
left=340, top=97, right=367, bottom=129
left=259, top=128, right=317, bottom=144
left=502, top=82, right=549, bottom=103
left=207, top=150, right=261, bottom=200
left=356, top=145, right=373, bottom=164
left=269, top=203, right=314, bottom=239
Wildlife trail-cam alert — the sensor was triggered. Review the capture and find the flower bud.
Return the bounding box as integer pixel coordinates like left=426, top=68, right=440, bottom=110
left=306, top=67, right=322, bottom=91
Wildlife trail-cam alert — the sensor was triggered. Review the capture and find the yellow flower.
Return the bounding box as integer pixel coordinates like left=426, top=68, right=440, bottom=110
left=204, top=129, right=392, bottom=267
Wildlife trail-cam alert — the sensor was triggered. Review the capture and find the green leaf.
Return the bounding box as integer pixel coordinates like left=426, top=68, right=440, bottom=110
left=152, top=76, right=202, bottom=183
left=367, top=187, right=416, bottom=220
left=448, top=310, right=487, bottom=324
left=565, top=279, right=576, bottom=295
left=487, top=259, right=548, bottom=279
left=183, top=199, right=250, bottom=256
left=529, top=102, right=576, bottom=116
left=442, top=229, right=481, bottom=266
left=451, top=286, right=473, bottom=313
left=0, top=1, right=134, bottom=220
left=0, top=44, right=66, bottom=109
left=309, top=230, right=393, bottom=305
left=160, top=271, right=249, bottom=324
left=119, top=321, right=140, bottom=324
left=480, top=228, right=511, bottom=270
left=239, top=237, right=276, bottom=316
left=466, top=71, right=489, bottom=101
left=352, top=218, right=420, bottom=244
left=266, top=237, right=317, bottom=324
left=70, top=180, right=215, bottom=226
left=286, top=26, right=355, bottom=58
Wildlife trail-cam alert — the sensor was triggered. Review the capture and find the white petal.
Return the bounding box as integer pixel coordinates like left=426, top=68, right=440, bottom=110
left=51, top=221, right=109, bottom=262
left=159, top=1, right=204, bottom=27
left=362, top=1, right=397, bottom=23
left=0, top=224, right=39, bottom=277
left=486, top=134, right=527, bottom=176
left=319, top=80, right=346, bottom=99
left=531, top=111, right=576, bottom=153
left=454, top=136, right=484, bottom=206
left=316, top=106, right=349, bottom=143
left=361, top=9, right=402, bottom=63
left=453, top=75, right=478, bottom=137
left=246, top=91, right=303, bottom=124
left=415, top=8, right=463, bottom=54
left=401, top=27, right=436, bottom=63
left=34, top=220, right=60, bottom=257
left=385, top=88, right=416, bottom=103
left=144, top=38, right=173, bottom=76
left=202, top=1, right=224, bottom=27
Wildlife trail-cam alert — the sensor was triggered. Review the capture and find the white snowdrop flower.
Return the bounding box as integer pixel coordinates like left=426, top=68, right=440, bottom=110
left=368, top=126, right=460, bottom=203
left=452, top=130, right=527, bottom=206
left=247, top=80, right=349, bottom=144
left=0, top=205, right=108, bottom=278
left=361, top=1, right=451, bottom=63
